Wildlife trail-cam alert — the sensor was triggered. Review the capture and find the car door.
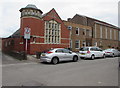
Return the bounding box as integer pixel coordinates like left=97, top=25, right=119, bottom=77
left=97, top=48, right=104, bottom=57
left=55, top=49, right=65, bottom=61
left=90, top=47, right=99, bottom=57
left=114, top=49, right=119, bottom=56
left=62, top=49, right=73, bottom=61
left=113, top=50, right=117, bottom=56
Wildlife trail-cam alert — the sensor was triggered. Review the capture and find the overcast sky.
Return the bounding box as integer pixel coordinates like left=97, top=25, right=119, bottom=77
left=0, top=0, right=119, bottom=38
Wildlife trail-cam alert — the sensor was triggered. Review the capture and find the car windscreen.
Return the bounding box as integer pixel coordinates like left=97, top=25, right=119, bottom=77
left=80, top=47, right=89, bottom=51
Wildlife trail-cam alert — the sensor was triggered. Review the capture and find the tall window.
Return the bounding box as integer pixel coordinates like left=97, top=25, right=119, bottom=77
left=100, top=25, right=102, bottom=38
left=106, top=27, right=107, bottom=39
left=86, top=29, right=91, bottom=37
left=110, top=29, right=112, bottom=40
left=119, top=31, right=120, bottom=41
left=75, top=40, right=80, bottom=49
left=45, top=20, right=61, bottom=44
left=89, top=30, right=92, bottom=37
left=83, top=29, right=86, bottom=35
left=76, top=27, right=79, bottom=35
left=94, top=42, right=97, bottom=46
left=82, top=41, right=86, bottom=47
left=95, top=24, right=97, bottom=38
left=114, top=30, right=116, bottom=40
left=86, top=30, right=89, bottom=36
left=70, top=40, right=72, bottom=48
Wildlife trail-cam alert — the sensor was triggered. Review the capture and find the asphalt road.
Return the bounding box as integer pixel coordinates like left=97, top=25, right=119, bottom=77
left=2, top=54, right=119, bottom=86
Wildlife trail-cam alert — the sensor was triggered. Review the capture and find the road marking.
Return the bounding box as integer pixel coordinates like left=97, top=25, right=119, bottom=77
left=1, top=62, right=37, bottom=67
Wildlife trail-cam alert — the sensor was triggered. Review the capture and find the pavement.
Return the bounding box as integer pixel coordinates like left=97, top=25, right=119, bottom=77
left=27, top=55, right=40, bottom=62
left=2, top=53, right=40, bottom=65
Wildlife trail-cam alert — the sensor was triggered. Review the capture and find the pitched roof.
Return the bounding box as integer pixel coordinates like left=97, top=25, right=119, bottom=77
left=10, top=29, right=20, bottom=38
left=71, top=14, right=120, bottom=29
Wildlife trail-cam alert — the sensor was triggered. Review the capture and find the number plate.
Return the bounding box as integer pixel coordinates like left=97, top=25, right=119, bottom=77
left=41, top=53, right=45, bottom=56
left=80, top=53, right=85, bottom=55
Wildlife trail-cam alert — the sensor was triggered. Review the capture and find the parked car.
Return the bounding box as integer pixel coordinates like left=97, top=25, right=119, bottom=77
left=40, top=48, right=79, bottom=64
left=79, top=47, right=105, bottom=60
left=103, top=48, right=120, bottom=57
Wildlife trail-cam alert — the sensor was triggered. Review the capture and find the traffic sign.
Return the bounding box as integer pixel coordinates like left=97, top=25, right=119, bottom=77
left=24, top=27, right=31, bottom=39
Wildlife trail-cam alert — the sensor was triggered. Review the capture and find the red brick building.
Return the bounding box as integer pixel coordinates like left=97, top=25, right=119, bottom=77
left=2, top=4, right=70, bottom=54
left=2, top=4, right=120, bottom=54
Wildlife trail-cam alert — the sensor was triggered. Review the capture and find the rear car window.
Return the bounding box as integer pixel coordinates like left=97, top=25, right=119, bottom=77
left=42, top=49, right=54, bottom=53
left=90, top=47, right=100, bottom=51
left=62, top=49, right=70, bottom=53
left=80, top=47, right=89, bottom=51
left=55, top=49, right=63, bottom=53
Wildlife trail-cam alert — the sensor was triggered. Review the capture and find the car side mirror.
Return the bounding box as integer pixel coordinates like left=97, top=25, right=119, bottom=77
left=99, top=49, right=103, bottom=51
left=69, top=51, right=72, bottom=54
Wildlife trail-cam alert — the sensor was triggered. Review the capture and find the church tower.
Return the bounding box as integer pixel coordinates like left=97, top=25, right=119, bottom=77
left=19, top=4, right=43, bottom=18
left=19, top=4, right=44, bottom=36
left=19, top=4, right=44, bottom=54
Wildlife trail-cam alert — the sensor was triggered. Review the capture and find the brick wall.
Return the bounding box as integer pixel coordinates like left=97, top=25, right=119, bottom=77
left=19, top=8, right=70, bottom=54
left=2, top=38, right=24, bottom=53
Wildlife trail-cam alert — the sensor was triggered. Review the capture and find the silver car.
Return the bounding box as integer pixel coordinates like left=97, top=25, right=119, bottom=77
left=79, top=47, right=105, bottom=60
left=40, top=48, right=79, bottom=64
left=103, top=48, right=120, bottom=57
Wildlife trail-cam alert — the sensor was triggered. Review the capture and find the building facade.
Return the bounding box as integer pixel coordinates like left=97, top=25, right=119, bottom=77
left=2, top=4, right=120, bottom=55
left=2, top=4, right=70, bottom=54
left=66, top=14, right=120, bottom=50
left=63, top=20, right=92, bottom=52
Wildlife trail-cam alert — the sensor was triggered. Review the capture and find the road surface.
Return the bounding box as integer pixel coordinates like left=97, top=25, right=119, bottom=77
left=2, top=54, right=119, bottom=86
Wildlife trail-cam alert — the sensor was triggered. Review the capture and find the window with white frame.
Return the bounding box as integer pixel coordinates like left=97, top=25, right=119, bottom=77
left=82, top=41, right=86, bottom=47
left=95, top=24, right=97, bottom=38
left=33, top=37, right=36, bottom=43
left=86, top=30, right=89, bottom=36
left=76, top=27, right=79, bottom=35
left=86, top=29, right=91, bottom=37
left=83, top=29, right=86, bottom=35
left=119, top=31, right=120, bottom=41
left=114, top=30, right=116, bottom=40
left=100, top=25, right=102, bottom=38
left=94, top=42, right=97, bottom=46
left=75, top=40, right=80, bottom=49
left=110, top=29, right=112, bottom=40
left=89, top=30, right=92, bottom=37
left=68, top=26, right=72, bottom=30
left=45, top=20, right=61, bottom=44
left=106, top=27, right=107, bottom=39
left=70, top=40, right=72, bottom=48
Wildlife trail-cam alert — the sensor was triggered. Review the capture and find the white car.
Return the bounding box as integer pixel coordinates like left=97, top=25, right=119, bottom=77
left=103, top=48, right=120, bottom=57
left=40, top=48, right=79, bottom=64
left=79, top=47, right=105, bottom=60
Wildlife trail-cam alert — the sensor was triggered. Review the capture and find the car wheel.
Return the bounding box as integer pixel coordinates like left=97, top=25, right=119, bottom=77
left=81, top=57, right=85, bottom=60
left=91, top=55, right=95, bottom=60
left=73, top=56, right=78, bottom=62
left=52, top=57, right=59, bottom=65
left=103, top=54, right=106, bottom=58
left=112, top=53, right=115, bottom=57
